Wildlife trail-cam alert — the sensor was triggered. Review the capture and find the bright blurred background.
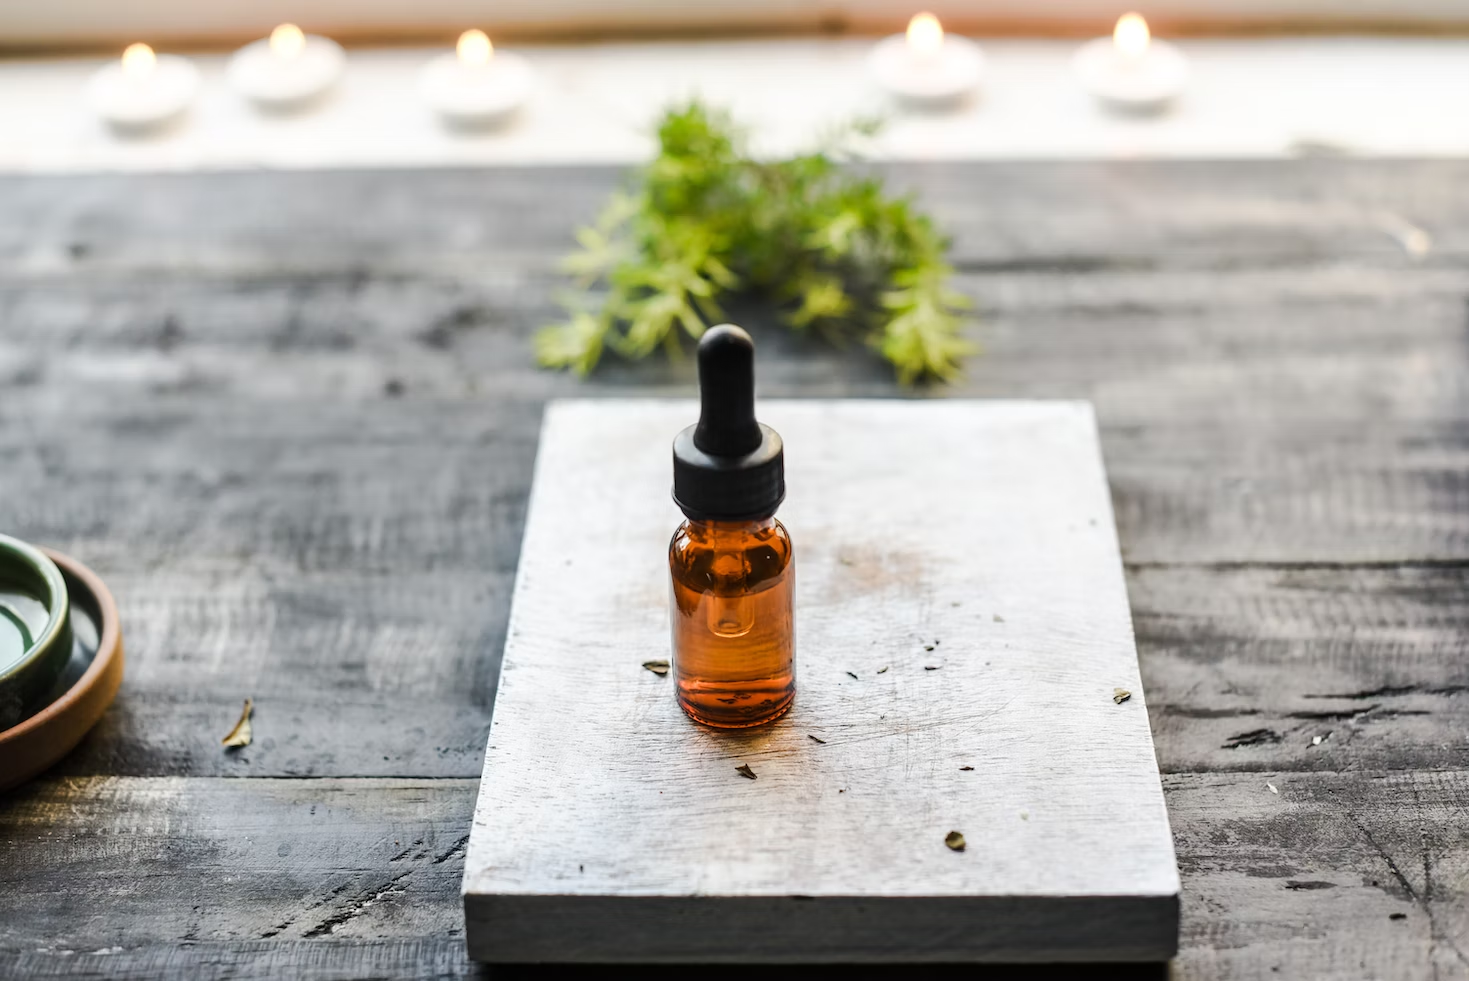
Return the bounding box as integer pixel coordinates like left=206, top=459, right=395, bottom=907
left=3, top=0, right=1467, bottom=47
left=1, top=1, right=1466, bottom=172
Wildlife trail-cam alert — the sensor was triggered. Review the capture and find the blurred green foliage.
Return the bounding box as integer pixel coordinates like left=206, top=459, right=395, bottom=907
left=536, top=101, right=972, bottom=384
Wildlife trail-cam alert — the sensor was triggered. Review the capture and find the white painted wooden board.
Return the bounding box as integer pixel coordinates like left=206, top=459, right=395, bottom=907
left=463, top=399, right=1179, bottom=963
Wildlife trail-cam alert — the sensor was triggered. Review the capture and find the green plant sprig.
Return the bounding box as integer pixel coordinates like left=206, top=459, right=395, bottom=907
left=535, top=101, right=972, bottom=383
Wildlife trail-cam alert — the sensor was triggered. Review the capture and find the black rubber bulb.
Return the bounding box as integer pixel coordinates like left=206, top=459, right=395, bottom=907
left=693, top=325, right=762, bottom=457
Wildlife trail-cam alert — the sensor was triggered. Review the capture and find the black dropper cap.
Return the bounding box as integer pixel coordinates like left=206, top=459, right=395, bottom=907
left=672, top=325, right=785, bottom=521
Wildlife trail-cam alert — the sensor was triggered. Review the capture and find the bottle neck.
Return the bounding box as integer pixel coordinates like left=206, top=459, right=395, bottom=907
left=683, top=515, right=776, bottom=542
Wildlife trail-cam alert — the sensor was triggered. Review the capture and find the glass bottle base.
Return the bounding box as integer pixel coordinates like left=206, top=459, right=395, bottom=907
left=676, top=686, right=795, bottom=729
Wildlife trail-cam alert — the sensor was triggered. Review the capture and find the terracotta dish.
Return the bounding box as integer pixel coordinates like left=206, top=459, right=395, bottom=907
left=0, top=549, right=124, bottom=792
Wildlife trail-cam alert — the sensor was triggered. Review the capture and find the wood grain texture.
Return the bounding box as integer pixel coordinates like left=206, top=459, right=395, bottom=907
left=0, top=777, right=477, bottom=949
left=463, top=400, right=1178, bottom=961
left=1167, top=769, right=1469, bottom=981
left=1135, top=564, right=1469, bottom=774
left=5, top=770, right=1468, bottom=979
left=2, top=167, right=1465, bottom=567
left=0, top=161, right=1465, bottom=976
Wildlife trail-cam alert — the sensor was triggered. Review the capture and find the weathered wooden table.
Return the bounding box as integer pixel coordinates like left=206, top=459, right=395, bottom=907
left=0, top=161, right=1465, bottom=980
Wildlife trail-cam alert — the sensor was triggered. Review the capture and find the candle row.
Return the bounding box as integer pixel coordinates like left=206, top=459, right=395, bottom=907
left=877, top=12, right=1186, bottom=111
left=90, top=26, right=533, bottom=131
left=89, top=13, right=1187, bottom=134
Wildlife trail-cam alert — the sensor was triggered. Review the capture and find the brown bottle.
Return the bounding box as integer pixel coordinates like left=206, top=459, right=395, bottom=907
left=669, top=325, right=795, bottom=727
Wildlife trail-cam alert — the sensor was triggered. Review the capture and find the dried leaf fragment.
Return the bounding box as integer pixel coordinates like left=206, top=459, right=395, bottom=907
left=945, top=831, right=966, bottom=851
left=808, top=735, right=827, bottom=745
left=1267, top=782, right=1279, bottom=795
left=642, top=660, right=670, bottom=676
left=1113, top=688, right=1132, bottom=704
left=877, top=666, right=890, bottom=674
left=735, top=764, right=757, bottom=780
left=221, top=698, right=253, bottom=749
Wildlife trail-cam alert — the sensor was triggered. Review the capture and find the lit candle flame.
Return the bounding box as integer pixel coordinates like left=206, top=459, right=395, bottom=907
left=906, top=12, right=944, bottom=62
left=1113, top=12, right=1151, bottom=59
left=457, top=29, right=493, bottom=68
left=121, top=43, right=157, bottom=79
left=270, top=23, right=306, bottom=60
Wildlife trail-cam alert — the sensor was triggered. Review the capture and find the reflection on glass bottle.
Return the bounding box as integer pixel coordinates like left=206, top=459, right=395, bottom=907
left=670, top=517, right=794, bottom=726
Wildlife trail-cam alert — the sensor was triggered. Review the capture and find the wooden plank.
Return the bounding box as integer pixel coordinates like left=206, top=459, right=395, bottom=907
left=30, top=563, right=1469, bottom=780
left=2, top=267, right=1464, bottom=573
left=3, top=770, right=1467, bottom=978
left=1135, top=564, right=1469, bottom=775
left=3, top=169, right=1465, bottom=568
left=0, top=941, right=480, bottom=981
left=0, top=941, right=1170, bottom=980
left=464, top=400, right=1179, bottom=962
left=1, top=396, right=539, bottom=778
left=1166, top=769, right=1469, bottom=981
left=0, top=777, right=477, bottom=949
left=2, top=163, right=1467, bottom=268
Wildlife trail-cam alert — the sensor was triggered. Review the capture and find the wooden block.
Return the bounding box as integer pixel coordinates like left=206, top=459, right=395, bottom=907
left=463, top=400, right=1179, bottom=963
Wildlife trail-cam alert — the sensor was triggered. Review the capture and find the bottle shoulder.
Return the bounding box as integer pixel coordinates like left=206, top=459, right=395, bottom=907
left=669, top=517, right=793, bottom=590
left=669, top=518, right=792, bottom=556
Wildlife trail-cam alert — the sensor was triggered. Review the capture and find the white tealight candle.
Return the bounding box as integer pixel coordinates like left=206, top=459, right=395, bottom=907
left=86, top=43, right=199, bottom=133
left=228, top=23, right=345, bottom=110
left=1073, top=13, right=1188, bottom=113
left=868, top=13, right=983, bottom=108
left=419, top=30, right=534, bottom=128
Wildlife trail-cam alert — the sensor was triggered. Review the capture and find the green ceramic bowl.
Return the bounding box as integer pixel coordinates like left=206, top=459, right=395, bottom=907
left=0, top=535, right=73, bottom=731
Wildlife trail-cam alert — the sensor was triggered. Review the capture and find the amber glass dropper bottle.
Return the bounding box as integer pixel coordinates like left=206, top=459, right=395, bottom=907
left=669, top=325, right=795, bottom=728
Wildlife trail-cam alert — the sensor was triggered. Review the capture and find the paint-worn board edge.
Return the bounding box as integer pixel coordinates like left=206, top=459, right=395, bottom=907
left=465, top=894, right=1179, bottom=963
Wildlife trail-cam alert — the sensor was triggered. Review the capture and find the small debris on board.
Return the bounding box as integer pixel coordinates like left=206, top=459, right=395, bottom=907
left=735, top=764, right=757, bottom=780
left=923, top=645, right=934, bottom=652
left=924, top=665, right=941, bottom=671
left=945, top=831, right=966, bottom=852
left=1113, top=688, right=1132, bottom=704
left=1267, top=782, right=1279, bottom=795
left=1311, top=732, right=1331, bottom=746
left=845, top=671, right=859, bottom=680
left=877, top=666, right=889, bottom=674
left=1390, top=912, right=1407, bottom=921
left=642, top=660, right=670, bottom=676
left=221, top=698, right=254, bottom=749
left=959, top=766, right=974, bottom=771
left=993, top=614, right=1004, bottom=623
left=808, top=734, right=827, bottom=745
